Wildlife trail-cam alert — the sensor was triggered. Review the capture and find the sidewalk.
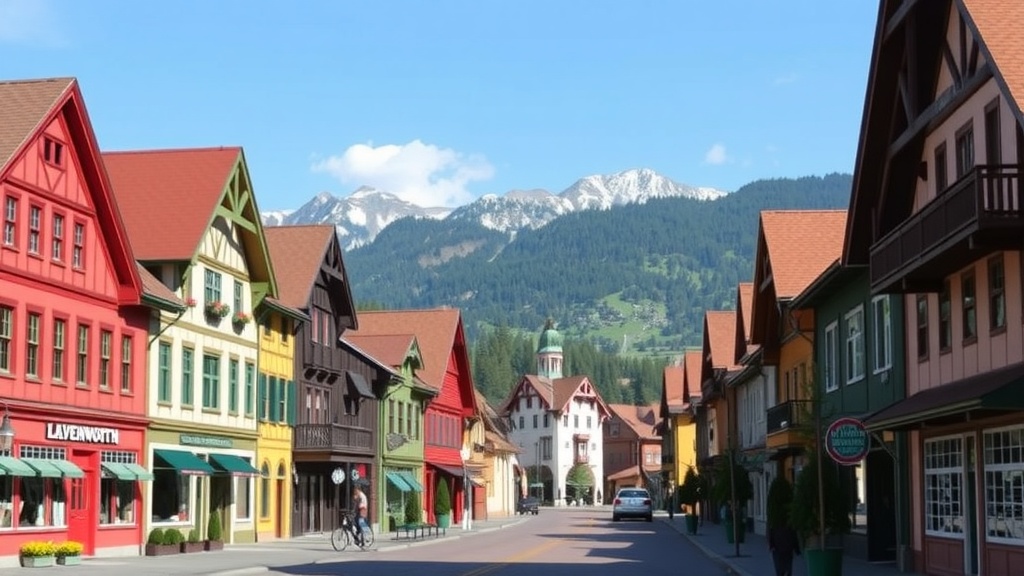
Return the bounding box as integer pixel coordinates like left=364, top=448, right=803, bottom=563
left=661, top=513, right=919, bottom=576
left=0, top=515, right=530, bottom=576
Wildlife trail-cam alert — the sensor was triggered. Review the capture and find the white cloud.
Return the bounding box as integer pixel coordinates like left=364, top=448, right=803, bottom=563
left=703, top=143, right=729, bottom=166
left=0, top=0, right=65, bottom=47
left=312, top=140, right=494, bottom=207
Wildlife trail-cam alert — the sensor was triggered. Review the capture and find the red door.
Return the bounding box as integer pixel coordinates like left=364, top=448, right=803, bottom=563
left=68, top=450, right=96, bottom=555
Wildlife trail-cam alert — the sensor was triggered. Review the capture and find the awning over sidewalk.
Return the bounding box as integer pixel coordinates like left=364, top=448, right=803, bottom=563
left=22, top=458, right=65, bottom=478
left=209, top=454, right=261, bottom=477
left=154, top=449, right=215, bottom=476
left=124, top=463, right=155, bottom=481
left=864, top=362, right=1024, bottom=431
left=431, top=463, right=465, bottom=478
left=0, top=456, right=37, bottom=477
left=397, top=470, right=423, bottom=492
left=386, top=471, right=411, bottom=492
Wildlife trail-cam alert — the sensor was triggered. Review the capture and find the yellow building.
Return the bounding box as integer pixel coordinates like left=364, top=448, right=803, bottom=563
left=255, top=302, right=304, bottom=540
left=659, top=351, right=699, bottom=510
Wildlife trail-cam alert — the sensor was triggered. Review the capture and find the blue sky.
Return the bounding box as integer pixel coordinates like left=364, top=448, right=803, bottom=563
left=1, top=1, right=878, bottom=211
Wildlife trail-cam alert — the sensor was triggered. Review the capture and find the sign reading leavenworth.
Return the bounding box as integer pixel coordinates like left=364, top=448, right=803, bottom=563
left=46, top=422, right=120, bottom=444
left=824, top=417, right=869, bottom=466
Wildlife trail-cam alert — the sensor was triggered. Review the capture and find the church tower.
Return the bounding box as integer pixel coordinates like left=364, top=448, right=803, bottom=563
left=536, top=318, right=564, bottom=379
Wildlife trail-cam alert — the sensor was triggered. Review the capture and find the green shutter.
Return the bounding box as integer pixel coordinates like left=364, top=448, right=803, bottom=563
left=258, top=373, right=267, bottom=422
left=286, top=380, right=297, bottom=425
left=269, top=376, right=279, bottom=422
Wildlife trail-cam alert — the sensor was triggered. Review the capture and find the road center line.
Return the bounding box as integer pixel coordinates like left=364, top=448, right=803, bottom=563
left=460, top=536, right=565, bottom=576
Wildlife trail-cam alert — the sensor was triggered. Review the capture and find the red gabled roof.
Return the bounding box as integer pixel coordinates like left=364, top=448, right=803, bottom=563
left=760, top=210, right=848, bottom=300
left=264, top=225, right=336, bottom=310
left=682, top=350, right=702, bottom=402
left=343, top=333, right=419, bottom=369
left=609, top=403, right=659, bottom=440
left=705, top=310, right=739, bottom=371
left=738, top=283, right=754, bottom=344
left=661, top=363, right=685, bottom=417
left=103, top=147, right=241, bottom=261
left=0, top=77, right=141, bottom=303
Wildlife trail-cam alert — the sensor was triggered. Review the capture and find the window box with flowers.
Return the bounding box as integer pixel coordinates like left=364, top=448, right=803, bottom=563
left=205, top=301, right=231, bottom=319
left=55, top=541, right=83, bottom=565
left=185, top=297, right=197, bottom=309
left=232, top=311, right=252, bottom=327
left=19, top=541, right=57, bottom=568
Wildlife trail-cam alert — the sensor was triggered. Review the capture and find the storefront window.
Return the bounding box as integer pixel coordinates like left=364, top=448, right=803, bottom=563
left=100, top=451, right=137, bottom=525
left=984, top=426, right=1024, bottom=543
left=0, top=475, right=12, bottom=528
left=19, top=446, right=66, bottom=528
left=924, top=436, right=964, bottom=537
left=152, top=460, right=192, bottom=523
left=236, top=461, right=252, bottom=521
left=848, top=460, right=867, bottom=534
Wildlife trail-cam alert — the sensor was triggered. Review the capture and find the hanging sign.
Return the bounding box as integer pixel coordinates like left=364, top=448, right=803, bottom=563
left=825, top=417, right=869, bottom=465
left=331, top=467, right=346, bottom=485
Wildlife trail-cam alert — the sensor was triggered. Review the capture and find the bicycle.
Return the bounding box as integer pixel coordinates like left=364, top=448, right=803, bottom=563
left=331, top=509, right=375, bottom=551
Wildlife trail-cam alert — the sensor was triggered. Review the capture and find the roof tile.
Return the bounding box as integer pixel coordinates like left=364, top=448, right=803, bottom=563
left=963, top=0, right=1024, bottom=110
left=760, top=210, right=848, bottom=299
left=0, top=77, right=74, bottom=173
left=264, top=225, right=336, bottom=309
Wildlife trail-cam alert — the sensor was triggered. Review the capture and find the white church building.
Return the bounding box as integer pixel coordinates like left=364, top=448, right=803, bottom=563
left=503, top=320, right=610, bottom=505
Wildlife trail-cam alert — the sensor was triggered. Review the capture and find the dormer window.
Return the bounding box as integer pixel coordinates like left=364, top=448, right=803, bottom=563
left=43, top=137, right=64, bottom=168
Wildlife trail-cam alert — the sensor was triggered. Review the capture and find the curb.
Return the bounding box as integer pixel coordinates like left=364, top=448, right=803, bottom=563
left=206, top=568, right=270, bottom=576
left=661, top=517, right=753, bottom=576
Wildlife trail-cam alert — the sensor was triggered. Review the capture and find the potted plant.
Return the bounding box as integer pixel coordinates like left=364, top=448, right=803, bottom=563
left=204, top=511, right=224, bottom=551
left=405, top=490, right=422, bottom=526
left=434, top=478, right=452, bottom=529
left=181, top=528, right=204, bottom=553
left=19, top=541, right=56, bottom=568
left=712, top=454, right=754, bottom=544
left=56, top=540, right=84, bottom=565
left=790, top=450, right=851, bottom=576
left=232, top=311, right=252, bottom=326
left=678, top=467, right=704, bottom=534
left=204, top=300, right=231, bottom=319
left=144, top=528, right=178, bottom=556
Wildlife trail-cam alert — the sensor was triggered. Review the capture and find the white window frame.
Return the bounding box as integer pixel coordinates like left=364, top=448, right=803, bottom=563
left=824, top=321, right=839, bottom=392
left=983, top=425, right=1024, bottom=544
left=924, top=435, right=965, bottom=539
left=872, top=295, right=892, bottom=374
left=844, top=306, right=865, bottom=385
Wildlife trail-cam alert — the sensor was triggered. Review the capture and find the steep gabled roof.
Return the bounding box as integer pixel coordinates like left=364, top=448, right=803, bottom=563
left=760, top=210, right=848, bottom=299
left=706, top=311, right=739, bottom=371
left=137, top=264, right=184, bottom=311
left=342, top=334, right=421, bottom=371
left=736, top=282, right=755, bottom=363
left=264, top=225, right=340, bottom=310
left=609, top=403, right=659, bottom=440
left=0, top=77, right=141, bottom=303
left=348, top=308, right=463, bottom=392
left=661, top=363, right=686, bottom=418
left=683, top=351, right=702, bottom=398
left=962, top=0, right=1024, bottom=111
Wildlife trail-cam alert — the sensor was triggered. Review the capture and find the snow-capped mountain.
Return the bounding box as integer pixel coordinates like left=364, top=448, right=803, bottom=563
left=261, top=168, right=728, bottom=248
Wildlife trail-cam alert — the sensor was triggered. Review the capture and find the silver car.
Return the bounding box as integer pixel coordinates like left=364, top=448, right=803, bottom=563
left=612, top=487, right=653, bottom=522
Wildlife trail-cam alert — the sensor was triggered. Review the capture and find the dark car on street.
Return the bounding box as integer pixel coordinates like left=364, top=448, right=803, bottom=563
left=517, top=496, right=540, bottom=515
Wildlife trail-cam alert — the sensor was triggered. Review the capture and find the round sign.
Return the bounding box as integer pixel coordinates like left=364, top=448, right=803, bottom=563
left=351, top=468, right=360, bottom=482
left=331, top=467, right=346, bottom=485
left=825, top=417, right=869, bottom=465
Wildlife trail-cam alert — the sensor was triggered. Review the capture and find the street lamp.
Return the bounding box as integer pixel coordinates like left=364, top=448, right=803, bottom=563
left=0, top=403, right=15, bottom=452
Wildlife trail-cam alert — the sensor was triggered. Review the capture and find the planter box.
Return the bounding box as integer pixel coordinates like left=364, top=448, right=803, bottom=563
left=145, top=543, right=180, bottom=557
left=20, top=556, right=56, bottom=568
left=57, top=555, right=82, bottom=565
left=203, top=540, right=224, bottom=552
left=180, top=542, right=205, bottom=553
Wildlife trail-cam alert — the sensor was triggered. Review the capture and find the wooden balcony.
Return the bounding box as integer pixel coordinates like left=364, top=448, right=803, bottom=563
left=766, top=400, right=809, bottom=451
left=870, top=165, right=1024, bottom=294
left=293, top=424, right=373, bottom=452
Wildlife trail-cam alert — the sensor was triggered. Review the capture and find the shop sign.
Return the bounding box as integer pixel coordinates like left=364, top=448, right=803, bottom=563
left=180, top=434, right=233, bottom=448
left=825, top=417, right=869, bottom=466
left=331, top=467, right=346, bottom=485
left=46, top=422, right=119, bottom=445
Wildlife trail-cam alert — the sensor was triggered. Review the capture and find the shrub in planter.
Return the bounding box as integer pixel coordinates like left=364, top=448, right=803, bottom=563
left=205, top=511, right=224, bottom=551
left=181, top=528, right=204, bottom=553
left=145, top=528, right=179, bottom=556
left=405, top=490, right=422, bottom=525
left=712, top=456, right=754, bottom=543
left=678, top=467, right=705, bottom=534
left=56, top=541, right=84, bottom=565
left=790, top=451, right=851, bottom=576
left=434, top=479, right=452, bottom=528
left=163, top=529, right=185, bottom=547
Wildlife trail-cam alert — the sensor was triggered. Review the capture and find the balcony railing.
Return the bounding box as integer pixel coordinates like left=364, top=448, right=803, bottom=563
left=870, top=165, right=1024, bottom=293
left=766, top=400, right=810, bottom=436
left=294, top=424, right=373, bottom=452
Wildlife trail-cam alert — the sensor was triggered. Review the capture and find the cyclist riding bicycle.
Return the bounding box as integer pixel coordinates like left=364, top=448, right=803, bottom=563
left=352, top=486, right=369, bottom=546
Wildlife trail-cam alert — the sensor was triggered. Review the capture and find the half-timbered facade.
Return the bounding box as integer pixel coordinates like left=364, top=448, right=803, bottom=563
left=105, top=147, right=273, bottom=545
left=263, top=225, right=385, bottom=536
left=0, top=78, right=150, bottom=562
left=851, top=3, right=1024, bottom=574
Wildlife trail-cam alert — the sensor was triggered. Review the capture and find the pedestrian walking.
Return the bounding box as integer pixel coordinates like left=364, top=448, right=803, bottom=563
left=767, top=523, right=801, bottom=576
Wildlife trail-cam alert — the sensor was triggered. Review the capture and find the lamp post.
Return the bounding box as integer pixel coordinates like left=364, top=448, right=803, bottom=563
left=0, top=403, right=15, bottom=452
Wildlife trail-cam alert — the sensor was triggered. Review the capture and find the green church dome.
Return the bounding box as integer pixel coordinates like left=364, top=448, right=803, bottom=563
left=537, top=318, right=563, bottom=353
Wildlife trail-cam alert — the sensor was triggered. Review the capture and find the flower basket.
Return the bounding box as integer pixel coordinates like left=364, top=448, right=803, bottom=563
left=185, top=297, right=197, bottom=308
left=204, top=301, right=231, bottom=318
left=20, top=541, right=57, bottom=567
left=231, top=311, right=252, bottom=326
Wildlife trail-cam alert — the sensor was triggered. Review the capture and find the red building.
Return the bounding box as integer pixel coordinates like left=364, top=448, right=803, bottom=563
left=0, top=78, right=150, bottom=562
left=351, top=309, right=478, bottom=525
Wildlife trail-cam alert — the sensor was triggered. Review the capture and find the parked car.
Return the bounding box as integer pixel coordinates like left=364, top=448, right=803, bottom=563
left=517, top=496, right=540, bottom=515
left=612, top=487, right=652, bottom=522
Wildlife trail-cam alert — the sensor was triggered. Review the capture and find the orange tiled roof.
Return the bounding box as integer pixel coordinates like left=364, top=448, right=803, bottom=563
left=344, top=308, right=462, bottom=391
left=705, top=310, right=739, bottom=371
left=760, top=210, right=848, bottom=299
left=738, top=282, right=754, bottom=344
left=0, top=77, right=74, bottom=173
left=609, top=403, right=659, bottom=439
left=662, top=364, right=685, bottom=411
left=963, top=0, right=1024, bottom=109
left=683, top=350, right=702, bottom=400
left=264, top=225, right=336, bottom=310
left=103, top=147, right=242, bottom=261
left=343, top=333, right=418, bottom=369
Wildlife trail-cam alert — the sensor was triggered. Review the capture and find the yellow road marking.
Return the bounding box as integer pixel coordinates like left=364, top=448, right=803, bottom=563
left=461, top=516, right=594, bottom=576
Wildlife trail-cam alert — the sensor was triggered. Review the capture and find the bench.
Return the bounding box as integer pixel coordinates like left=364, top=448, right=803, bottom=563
left=393, top=522, right=445, bottom=539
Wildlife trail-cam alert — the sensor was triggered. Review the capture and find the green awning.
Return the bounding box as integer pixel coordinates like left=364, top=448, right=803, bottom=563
left=22, top=458, right=63, bottom=478
left=0, top=456, right=36, bottom=477
left=124, top=463, right=154, bottom=481
left=398, top=470, right=423, bottom=492
left=154, top=449, right=214, bottom=476
left=386, top=471, right=411, bottom=492
left=101, top=462, right=135, bottom=480
left=50, top=459, right=84, bottom=479
left=208, top=454, right=260, bottom=477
